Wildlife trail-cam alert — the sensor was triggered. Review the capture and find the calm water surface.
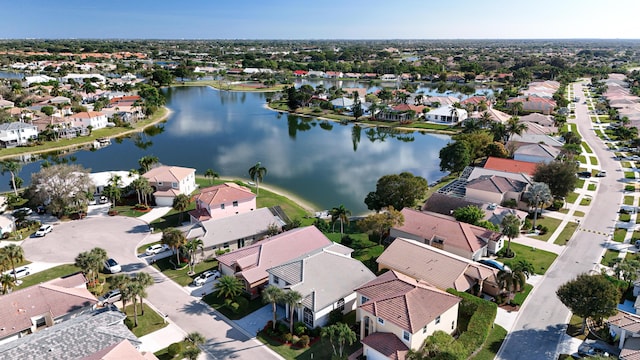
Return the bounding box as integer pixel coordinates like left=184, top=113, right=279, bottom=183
left=2, top=86, right=451, bottom=215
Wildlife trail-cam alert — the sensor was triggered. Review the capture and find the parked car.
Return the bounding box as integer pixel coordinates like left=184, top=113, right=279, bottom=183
left=596, top=170, right=607, bottom=177
left=478, top=259, right=511, bottom=273
left=575, top=340, right=611, bottom=358
left=104, top=258, right=122, bottom=274
left=192, top=270, right=220, bottom=286
left=9, top=266, right=31, bottom=279
left=98, top=289, right=122, bottom=305
left=34, top=224, right=53, bottom=237
left=12, top=207, right=32, bottom=217
left=99, top=196, right=108, bottom=204
left=145, top=243, right=170, bottom=256
left=578, top=171, right=592, bottom=178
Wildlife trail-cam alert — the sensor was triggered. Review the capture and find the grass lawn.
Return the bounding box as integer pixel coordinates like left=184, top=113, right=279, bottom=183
left=575, top=179, right=585, bottom=189
left=566, top=192, right=579, bottom=204
left=152, top=256, right=219, bottom=287
left=626, top=184, right=637, bottom=192
left=202, top=293, right=266, bottom=320
left=554, top=221, right=579, bottom=245
left=512, top=283, right=533, bottom=306
left=622, top=161, right=632, bottom=168
left=579, top=197, right=591, bottom=206
left=576, top=155, right=586, bottom=164
left=587, top=183, right=596, bottom=191
left=582, top=142, right=593, bottom=154
left=155, top=341, right=189, bottom=360
left=498, top=243, right=557, bottom=275
left=633, top=230, right=640, bottom=240
left=111, top=205, right=150, bottom=217
left=589, top=156, right=598, bottom=165
left=529, top=217, right=561, bottom=242
left=601, top=249, right=621, bottom=266
left=15, top=264, right=81, bottom=289
left=123, top=303, right=168, bottom=337
left=625, top=172, right=636, bottom=179
left=614, top=228, right=626, bottom=242
left=620, top=213, right=632, bottom=222
left=625, top=196, right=635, bottom=205
left=471, top=324, right=507, bottom=360
left=566, top=314, right=588, bottom=340
left=257, top=332, right=361, bottom=360
left=324, top=230, right=384, bottom=272
left=573, top=210, right=585, bottom=217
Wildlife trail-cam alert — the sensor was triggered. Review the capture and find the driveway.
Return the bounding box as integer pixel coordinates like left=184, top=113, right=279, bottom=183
left=234, top=304, right=286, bottom=337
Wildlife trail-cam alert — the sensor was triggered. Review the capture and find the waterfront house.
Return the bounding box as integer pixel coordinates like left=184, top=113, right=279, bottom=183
left=424, top=105, right=468, bottom=124
left=142, top=165, right=197, bottom=207
left=68, top=111, right=109, bottom=130
left=0, top=121, right=38, bottom=148
left=188, top=182, right=256, bottom=222
left=483, top=157, right=538, bottom=176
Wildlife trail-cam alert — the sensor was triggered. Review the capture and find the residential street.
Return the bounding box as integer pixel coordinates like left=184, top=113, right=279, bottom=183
left=497, top=81, right=624, bottom=359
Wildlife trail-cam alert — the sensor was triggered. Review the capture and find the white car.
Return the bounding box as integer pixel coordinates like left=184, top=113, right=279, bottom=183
left=145, top=244, right=170, bottom=256
left=12, top=207, right=32, bottom=217
left=98, top=289, right=122, bottom=304
left=9, top=266, right=31, bottom=279
left=104, top=258, right=122, bottom=274
left=34, top=224, right=53, bottom=237
left=192, top=270, right=220, bottom=286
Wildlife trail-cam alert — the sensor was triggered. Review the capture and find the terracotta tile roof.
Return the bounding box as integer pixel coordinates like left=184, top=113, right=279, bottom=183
left=216, top=226, right=332, bottom=286
left=376, top=238, right=500, bottom=293
left=83, top=339, right=159, bottom=360
left=188, top=207, right=211, bottom=222
left=361, top=332, right=409, bottom=360
left=460, top=96, right=487, bottom=105
left=483, top=157, right=538, bottom=176
left=609, top=311, right=640, bottom=333
left=393, top=209, right=500, bottom=253
left=466, top=175, right=528, bottom=194
left=356, top=270, right=460, bottom=333
left=69, top=111, right=104, bottom=119
left=142, top=165, right=195, bottom=183
left=195, top=183, right=255, bottom=207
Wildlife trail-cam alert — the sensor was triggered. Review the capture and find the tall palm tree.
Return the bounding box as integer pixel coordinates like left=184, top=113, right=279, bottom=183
left=0, top=273, right=16, bottom=294
left=330, top=205, right=351, bottom=235
left=524, top=182, right=552, bottom=231
left=215, top=275, right=244, bottom=300
left=479, top=111, right=493, bottom=128
left=204, top=169, right=220, bottom=185
left=172, top=194, right=191, bottom=225
left=501, top=214, right=521, bottom=258
left=498, top=269, right=527, bottom=305
left=132, top=272, right=154, bottom=315
left=129, top=280, right=144, bottom=326
left=505, top=116, right=528, bottom=142
left=283, top=290, right=303, bottom=334
left=185, top=332, right=206, bottom=347
left=161, top=228, right=187, bottom=265
left=1, top=161, right=21, bottom=197
left=182, top=347, right=202, bottom=360
left=511, top=101, right=523, bottom=116
left=262, top=285, right=284, bottom=330
left=0, top=249, right=9, bottom=272
left=111, top=274, right=133, bottom=311
left=138, top=155, right=159, bottom=173
left=184, top=238, right=204, bottom=273
left=4, top=244, right=24, bottom=282
left=248, top=162, right=267, bottom=196
left=490, top=122, right=507, bottom=143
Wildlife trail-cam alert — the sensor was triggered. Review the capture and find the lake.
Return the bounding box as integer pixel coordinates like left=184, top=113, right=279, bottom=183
left=1, top=86, right=451, bottom=215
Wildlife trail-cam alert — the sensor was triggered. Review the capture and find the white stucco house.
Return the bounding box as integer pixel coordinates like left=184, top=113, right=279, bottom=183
left=0, top=122, right=38, bottom=148
left=424, top=105, right=468, bottom=124
left=68, top=112, right=109, bottom=130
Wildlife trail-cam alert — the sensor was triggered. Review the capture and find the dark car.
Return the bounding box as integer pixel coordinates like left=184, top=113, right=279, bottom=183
left=575, top=340, right=612, bottom=358
left=578, top=171, right=592, bottom=178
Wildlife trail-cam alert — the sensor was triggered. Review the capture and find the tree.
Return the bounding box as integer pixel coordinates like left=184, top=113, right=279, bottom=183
left=505, top=116, right=527, bottom=142
left=151, top=68, right=174, bottom=86
left=498, top=266, right=527, bottom=305
left=533, top=161, right=578, bottom=199
left=283, top=290, right=303, bottom=334
left=184, top=238, right=204, bottom=273
left=1, top=161, right=21, bottom=197
left=365, top=172, right=428, bottom=212
left=556, top=273, right=619, bottom=334
left=26, top=164, right=94, bottom=217
left=111, top=274, right=134, bottom=312
left=439, top=141, right=472, bottom=174
left=185, top=332, right=206, bottom=347
left=453, top=132, right=493, bottom=161
left=357, top=206, right=404, bottom=244
left=215, top=275, right=244, bottom=300
left=172, top=194, right=191, bottom=225
left=131, top=177, right=152, bottom=205
left=248, top=162, right=267, bottom=195
left=489, top=122, right=507, bottom=143
left=330, top=204, right=351, bottom=234
left=138, top=155, right=159, bottom=173
left=81, top=80, right=96, bottom=96
left=262, top=285, right=284, bottom=330
left=614, top=259, right=640, bottom=291
left=0, top=273, right=16, bottom=294
left=321, top=322, right=357, bottom=358
left=161, top=228, right=187, bottom=265
left=485, top=142, right=509, bottom=158
left=501, top=214, right=520, bottom=258
left=75, top=247, right=108, bottom=286
left=4, top=244, right=24, bottom=282
left=524, top=182, right=552, bottom=230
left=132, top=272, right=154, bottom=315
left=204, top=169, right=219, bottom=185
left=182, top=347, right=202, bottom=360
left=453, top=205, right=485, bottom=225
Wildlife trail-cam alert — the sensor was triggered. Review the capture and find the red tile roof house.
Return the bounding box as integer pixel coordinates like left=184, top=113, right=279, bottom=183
left=356, top=270, right=461, bottom=360
left=483, top=156, right=538, bottom=176
left=0, top=273, right=97, bottom=344
left=142, top=165, right=196, bottom=207
left=390, top=208, right=504, bottom=260
left=506, top=96, right=557, bottom=115
left=216, top=226, right=333, bottom=298
left=68, top=111, right=109, bottom=130
left=188, top=182, right=256, bottom=223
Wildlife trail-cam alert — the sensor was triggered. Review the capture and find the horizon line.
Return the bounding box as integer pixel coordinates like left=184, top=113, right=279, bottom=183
left=2, top=38, right=640, bottom=42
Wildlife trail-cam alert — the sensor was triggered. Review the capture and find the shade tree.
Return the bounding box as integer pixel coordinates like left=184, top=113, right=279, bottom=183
left=364, top=172, right=428, bottom=212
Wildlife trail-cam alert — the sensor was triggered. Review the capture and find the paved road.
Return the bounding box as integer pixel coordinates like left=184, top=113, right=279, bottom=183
left=497, top=81, right=624, bottom=359
left=22, top=216, right=280, bottom=359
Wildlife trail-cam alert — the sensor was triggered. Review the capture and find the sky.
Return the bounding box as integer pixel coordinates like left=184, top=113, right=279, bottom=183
left=1, top=0, right=639, bottom=40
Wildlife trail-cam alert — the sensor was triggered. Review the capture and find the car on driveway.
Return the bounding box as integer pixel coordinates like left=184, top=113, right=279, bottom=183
left=12, top=207, right=32, bottom=217
left=98, top=289, right=122, bottom=305
left=478, top=259, right=511, bottom=272
left=578, top=171, right=592, bottom=178
left=192, top=270, right=220, bottom=286
left=8, top=266, right=31, bottom=279
left=34, top=224, right=53, bottom=237
left=145, top=243, right=170, bottom=256
left=103, top=258, right=122, bottom=274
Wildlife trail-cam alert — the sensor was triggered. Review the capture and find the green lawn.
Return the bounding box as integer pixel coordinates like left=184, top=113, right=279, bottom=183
left=529, top=217, right=561, bottom=242
left=575, top=179, right=585, bottom=189
left=589, top=156, right=598, bottom=165
left=566, top=192, right=579, bottom=204
left=614, top=228, right=627, bottom=242
left=620, top=213, right=632, bottom=222
left=512, top=283, right=533, bottom=306
left=123, top=303, right=168, bottom=337
left=202, top=293, right=267, bottom=320
left=498, top=243, right=557, bottom=275
left=325, top=230, right=384, bottom=272
left=257, top=331, right=361, bottom=360
left=573, top=210, right=585, bottom=217
left=622, top=161, right=632, bottom=168
left=579, top=197, right=591, bottom=206
left=471, top=325, right=507, bottom=360
left=601, top=249, right=621, bottom=266
left=576, top=155, right=586, bottom=164
left=587, top=183, right=596, bottom=191
left=625, top=172, right=636, bottom=179
left=111, top=205, right=149, bottom=217
left=566, top=314, right=588, bottom=340
left=152, top=256, right=219, bottom=287
left=155, top=341, right=189, bottom=360
left=554, top=221, right=579, bottom=245
left=625, top=196, right=635, bottom=205
left=15, top=264, right=81, bottom=289
left=581, top=142, right=593, bottom=154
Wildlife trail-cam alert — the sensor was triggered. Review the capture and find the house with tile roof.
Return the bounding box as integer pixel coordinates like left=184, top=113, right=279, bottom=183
left=422, top=193, right=527, bottom=228
left=513, top=143, right=561, bottom=164
left=189, top=182, right=256, bottom=222
left=483, top=157, right=538, bottom=176
left=216, top=226, right=333, bottom=298
left=519, top=113, right=556, bottom=127
left=465, top=175, right=528, bottom=207
left=607, top=311, right=640, bottom=359
left=376, top=238, right=502, bottom=296
left=68, top=111, right=109, bottom=130
left=142, top=165, right=197, bottom=207
left=0, top=121, right=38, bottom=148
left=507, top=96, right=557, bottom=115
left=356, top=270, right=461, bottom=359
left=0, top=273, right=97, bottom=345
left=267, top=245, right=376, bottom=329
left=390, top=208, right=503, bottom=260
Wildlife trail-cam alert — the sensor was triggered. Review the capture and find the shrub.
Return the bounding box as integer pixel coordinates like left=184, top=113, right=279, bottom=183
left=235, top=296, right=249, bottom=313
left=299, top=335, right=311, bottom=347
left=277, top=323, right=288, bottom=335
left=124, top=316, right=134, bottom=330
left=340, top=235, right=353, bottom=247
left=294, top=322, right=306, bottom=336
left=444, top=289, right=497, bottom=359
left=282, top=333, right=293, bottom=343
left=167, top=342, right=183, bottom=358
left=522, top=218, right=532, bottom=231
left=328, top=308, right=344, bottom=325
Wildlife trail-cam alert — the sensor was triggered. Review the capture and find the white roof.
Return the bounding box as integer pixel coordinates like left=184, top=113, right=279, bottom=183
left=427, top=105, right=468, bottom=117
left=89, top=171, right=138, bottom=188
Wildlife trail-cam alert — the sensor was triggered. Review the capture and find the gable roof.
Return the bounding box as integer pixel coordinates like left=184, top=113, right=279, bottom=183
left=422, top=192, right=484, bottom=214
left=267, top=245, right=375, bottom=311
left=376, top=238, right=500, bottom=293
left=69, top=111, right=105, bottom=119
left=483, top=157, right=538, bottom=176
left=513, top=143, right=561, bottom=159
left=194, top=182, right=255, bottom=208
left=142, top=165, right=195, bottom=183
left=466, top=175, right=528, bottom=194
left=393, top=209, right=500, bottom=253
left=356, top=270, right=460, bottom=333
left=216, top=226, right=332, bottom=286
left=82, top=339, right=158, bottom=360
left=361, top=332, right=409, bottom=360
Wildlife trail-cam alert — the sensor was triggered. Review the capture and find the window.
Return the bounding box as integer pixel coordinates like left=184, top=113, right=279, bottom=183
left=233, top=201, right=238, bottom=207
left=452, top=321, right=455, bottom=330
left=223, top=242, right=229, bottom=249
left=403, top=331, right=410, bottom=341
left=237, top=238, right=245, bottom=248
left=303, top=307, right=314, bottom=327
left=435, top=315, right=441, bottom=324
left=337, top=298, right=345, bottom=311
left=172, top=182, right=178, bottom=188
left=220, top=203, right=225, bottom=210
left=273, top=275, right=280, bottom=284
left=361, top=295, right=369, bottom=304
left=423, top=325, right=427, bottom=334
left=377, top=317, right=384, bottom=325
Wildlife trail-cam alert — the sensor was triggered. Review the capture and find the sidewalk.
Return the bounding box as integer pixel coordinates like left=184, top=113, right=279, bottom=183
left=138, top=321, right=187, bottom=354
left=138, top=206, right=173, bottom=224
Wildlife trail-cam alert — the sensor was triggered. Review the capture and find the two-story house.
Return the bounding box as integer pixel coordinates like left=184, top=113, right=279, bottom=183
left=189, top=182, right=256, bottom=222
left=68, top=111, right=109, bottom=130
left=142, top=165, right=196, bottom=207
left=0, top=122, right=38, bottom=148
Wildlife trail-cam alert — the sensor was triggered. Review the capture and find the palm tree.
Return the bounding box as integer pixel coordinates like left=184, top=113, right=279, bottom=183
left=501, top=214, right=521, bottom=258
left=330, top=205, right=351, bottom=235
left=0, top=273, right=16, bottom=294
left=182, top=347, right=202, bottom=360
left=161, top=228, right=187, bottom=265
left=1, top=161, right=21, bottom=197
left=81, top=80, right=96, bottom=96
left=215, top=275, right=244, bottom=300
left=4, top=244, right=24, bottom=282
left=185, top=331, right=206, bottom=347
left=479, top=111, right=493, bottom=128
left=505, top=116, right=528, bottom=142
left=511, top=101, right=523, bottom=116
left=184, top=238, right=204, bottom=274
left=129, top=280, right=144, bottom=327
left=462, top=119, right=482, bottom=133
left=498, top=269, right=527, bottom=305
left=138, top=155, right=159, bottom=173
left=204, top=169, right=220, bottom=185
left=172, top=194, right=191, bottom=225
left=490, top=122, right=507, bottom=143
left=449, top=106, right=459, bottom=123
left=248, top=162, right=267, bottom=196
left=111, top=274, right=133, bottom=311
left=283, top=290, right=303, bottom=334
left=524, top=182, right=552, bottom=231
left=104, top=174, right=123, bottom=208
left=132, top=272, right=154, bottom=315
left=262, top=285, right=284, bottom=330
